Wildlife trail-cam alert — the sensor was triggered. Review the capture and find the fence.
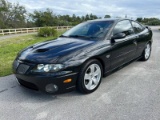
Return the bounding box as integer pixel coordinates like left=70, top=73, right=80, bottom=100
left=0, top=26, right=72, bottom=36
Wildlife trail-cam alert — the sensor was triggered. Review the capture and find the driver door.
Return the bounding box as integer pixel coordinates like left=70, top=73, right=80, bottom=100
left=110, top=20, right=137, bottom=69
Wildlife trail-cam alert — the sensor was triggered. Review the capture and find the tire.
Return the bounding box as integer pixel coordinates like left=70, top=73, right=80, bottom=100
left=140, top=43, right=151, bottom=61
left=77, top=59, right=102, bottom=94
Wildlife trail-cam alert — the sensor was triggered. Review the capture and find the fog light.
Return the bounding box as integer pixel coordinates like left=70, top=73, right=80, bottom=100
left=45, top=84, right=58, bottom=93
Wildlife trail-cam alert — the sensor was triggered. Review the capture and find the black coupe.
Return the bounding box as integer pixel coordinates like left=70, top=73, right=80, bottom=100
left=13, top=19, right=152, bottom=94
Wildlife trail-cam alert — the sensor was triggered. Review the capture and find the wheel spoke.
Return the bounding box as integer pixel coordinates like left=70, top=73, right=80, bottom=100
left=94, top=67, right=100, bottom=76
left=92, top=77, right=98, bottom=85
left=86, top=80, right=93, bottom=89
left=90, top=64, right=95, bottom=74
left=84, top=73, right=91, bottom=80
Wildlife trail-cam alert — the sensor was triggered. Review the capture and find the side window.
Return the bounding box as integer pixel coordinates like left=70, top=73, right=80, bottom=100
left=113, top=20, right=134, bottom=36
left=131, top=21, right=144, bottom=33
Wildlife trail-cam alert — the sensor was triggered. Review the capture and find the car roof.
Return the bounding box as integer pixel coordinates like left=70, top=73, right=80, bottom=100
left=87, top=18, right=133, bottom=22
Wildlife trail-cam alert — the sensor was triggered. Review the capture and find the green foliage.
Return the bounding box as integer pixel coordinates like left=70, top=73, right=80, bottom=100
left=136, top=18, right=143, bottom=22
left=30, top=10, right=99, bottom=27
left=30, top=8, right=54, bottom=27
left=104, top=15, right=111, bottom=18
left=136, top=17, right=160, bottom=25
left=0, top=0, right=27, bottom=28
left=38, top=27, right=57, bottom=37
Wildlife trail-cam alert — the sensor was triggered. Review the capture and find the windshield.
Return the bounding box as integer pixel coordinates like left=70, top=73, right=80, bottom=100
left=62, top=21, right=114, bottom=40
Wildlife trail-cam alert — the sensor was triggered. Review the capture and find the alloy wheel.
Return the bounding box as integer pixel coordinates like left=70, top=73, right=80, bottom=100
left=84, top=64, right=101, bottom=90
left=145, top=44, right=151, bottom=59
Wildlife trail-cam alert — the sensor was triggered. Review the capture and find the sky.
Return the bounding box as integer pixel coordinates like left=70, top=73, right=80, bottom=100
left=7, top=0, right=160, bottom=19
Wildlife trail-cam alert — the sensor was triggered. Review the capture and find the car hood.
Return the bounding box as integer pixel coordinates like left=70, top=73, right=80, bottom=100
left=18, top=37, right=98, bottom=63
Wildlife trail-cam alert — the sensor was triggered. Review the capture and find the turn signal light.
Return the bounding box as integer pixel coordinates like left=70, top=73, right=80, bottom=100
left=63, top=79, right=72, bottom=83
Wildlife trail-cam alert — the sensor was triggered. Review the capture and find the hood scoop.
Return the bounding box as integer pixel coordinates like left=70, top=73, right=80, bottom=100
left=35, top=48, right=49, bottom=53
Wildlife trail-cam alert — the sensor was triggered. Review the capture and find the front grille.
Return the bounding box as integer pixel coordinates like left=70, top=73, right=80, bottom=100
left=18, top=79, right=38, bottom=90
left=17, top=64, right=30, bottom=74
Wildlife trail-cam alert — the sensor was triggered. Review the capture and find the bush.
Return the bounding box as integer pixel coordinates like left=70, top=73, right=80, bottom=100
left=38, top=27, right=57, bottom=37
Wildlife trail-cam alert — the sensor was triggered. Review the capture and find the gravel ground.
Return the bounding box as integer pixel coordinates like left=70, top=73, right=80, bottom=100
left=0, top=32, right=37, bottom=40
left=0, top=26, right=159, bottom=120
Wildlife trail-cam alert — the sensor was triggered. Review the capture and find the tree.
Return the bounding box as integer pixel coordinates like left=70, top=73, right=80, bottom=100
left=136, top=17, right=160, bottom=25
left=0, top=0, right=27, bottom=28
left=30, top=8, right=54, bottom=27
left=0, top=0, right=8, bottom=11
left=136, top=18, right=143, bottom=22
left=72, top=14, right=76, bottom=22
left=104, top=15, right=111, bottom=18
left=89, top=13, right=98, bottom=20
left=85, top=14, right=90, bottom=20
left=9, top=3, right=27, bottom=28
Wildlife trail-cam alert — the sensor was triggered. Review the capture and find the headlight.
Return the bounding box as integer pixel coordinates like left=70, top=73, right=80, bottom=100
left=32, top=64, right=64, bottom=72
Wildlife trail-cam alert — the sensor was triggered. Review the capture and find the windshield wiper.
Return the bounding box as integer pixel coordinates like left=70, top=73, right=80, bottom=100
left=69, top=35, right=88, bottom=38
left=60, top=35, right=98, bottom=39
left=68, top=35, right=98, bottom=39
left=59, top=35, right=69, bottom=37
left=60, top=35, right=89, bottom=39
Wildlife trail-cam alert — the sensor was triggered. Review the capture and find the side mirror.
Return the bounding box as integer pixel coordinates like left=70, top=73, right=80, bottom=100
left=112, top=33, right=126, bottom=40
left=145, top=26, right=151, bottom=30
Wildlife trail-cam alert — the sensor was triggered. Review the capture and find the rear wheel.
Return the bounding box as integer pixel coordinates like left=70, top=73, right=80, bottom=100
left=77, top=59, right=102, bottom=94
left=140, top=43, right=151, bottom=61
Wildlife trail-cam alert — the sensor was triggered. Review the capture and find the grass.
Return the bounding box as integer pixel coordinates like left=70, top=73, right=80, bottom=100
left=0, top=30, right=66, bottom=77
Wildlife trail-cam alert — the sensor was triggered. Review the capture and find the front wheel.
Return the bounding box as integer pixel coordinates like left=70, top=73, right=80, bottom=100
left=77, top=59, right=102, bottom=94
left=141, top=43, right=151, bottom=61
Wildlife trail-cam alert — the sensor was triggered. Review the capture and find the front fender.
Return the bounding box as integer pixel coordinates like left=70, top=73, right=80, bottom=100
left=62, top=43, right=112, bottom=68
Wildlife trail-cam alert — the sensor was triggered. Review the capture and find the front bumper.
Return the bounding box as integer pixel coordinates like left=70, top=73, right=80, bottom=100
left=15, top=72, right=78, bottom=94
left=13, top=60, right=79, bottom=94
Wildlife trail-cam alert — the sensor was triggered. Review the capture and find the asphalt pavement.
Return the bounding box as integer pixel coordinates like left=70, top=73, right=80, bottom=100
left=0, top=27, right=160, bottom=120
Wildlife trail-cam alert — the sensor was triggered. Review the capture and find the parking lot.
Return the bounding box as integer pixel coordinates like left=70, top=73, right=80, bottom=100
left=0, top=26, right=160, bottom=120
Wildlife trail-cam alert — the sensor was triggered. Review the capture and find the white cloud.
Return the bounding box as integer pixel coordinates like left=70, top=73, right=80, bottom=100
left=7, top=0, right=160, bottom=18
